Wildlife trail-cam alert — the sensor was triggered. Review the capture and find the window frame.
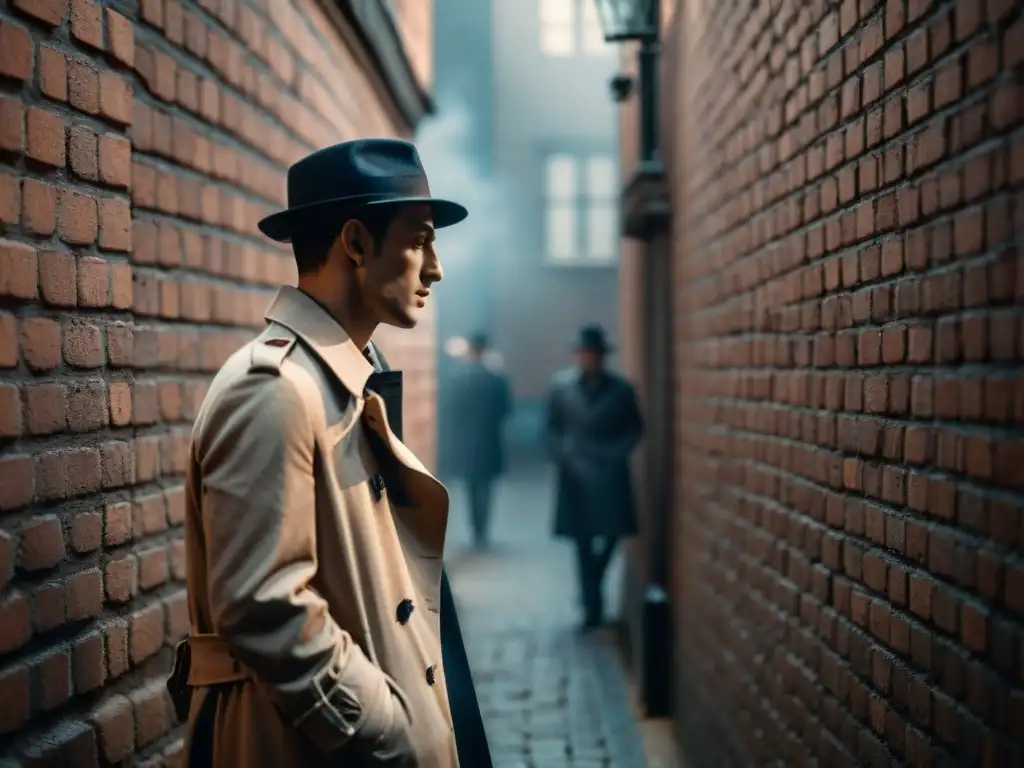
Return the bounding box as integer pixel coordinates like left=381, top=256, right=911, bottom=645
left=538, top=0, right=616, bottom=58
left=540, top=148, right=621, bottom=268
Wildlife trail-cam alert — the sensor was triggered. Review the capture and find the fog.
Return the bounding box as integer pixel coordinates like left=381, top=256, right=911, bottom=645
left=415, top=93, right=511, bottom=343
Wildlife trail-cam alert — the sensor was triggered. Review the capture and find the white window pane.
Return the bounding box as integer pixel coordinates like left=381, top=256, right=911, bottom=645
left=586, top=155, right=617, bottom=197
left=582, top=1, right=611, bottom=54
left=539, top=0, right=574, bottom=24
left=545, top=155, right=576, bottom=198
left=547, top=204, right=576, bottom=260
left=540, top=26, right=574, bottom=55
left=586, top=202, right=618, bottom=261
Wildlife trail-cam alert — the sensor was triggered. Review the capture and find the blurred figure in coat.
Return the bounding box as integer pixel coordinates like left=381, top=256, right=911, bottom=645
left=445, top=332, right=513, bottom=547
left=545, top=325, right=643, bottom=630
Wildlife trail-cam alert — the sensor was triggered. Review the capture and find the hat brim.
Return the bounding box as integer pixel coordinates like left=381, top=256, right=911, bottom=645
left=257, top=195, right=469, bottom=243
left=573, top=342, right=614, bottom=353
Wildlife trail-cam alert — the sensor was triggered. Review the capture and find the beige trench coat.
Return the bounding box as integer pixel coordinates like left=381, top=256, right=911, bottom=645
left=182, top=286, right=457, bottom=767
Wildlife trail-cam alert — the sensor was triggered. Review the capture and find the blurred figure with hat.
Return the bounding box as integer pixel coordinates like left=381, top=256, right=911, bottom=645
left=444, top=332, right=513, bottom=548
left=545, top=324, right=643, bottom=630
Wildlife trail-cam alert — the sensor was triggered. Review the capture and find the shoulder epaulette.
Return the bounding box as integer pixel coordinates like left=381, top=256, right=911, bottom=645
left=249, top=333, right=297, bottom=375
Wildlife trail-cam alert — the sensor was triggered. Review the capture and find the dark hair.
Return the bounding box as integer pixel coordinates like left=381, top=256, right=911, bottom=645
left=292, top=204, right=402, bottom=275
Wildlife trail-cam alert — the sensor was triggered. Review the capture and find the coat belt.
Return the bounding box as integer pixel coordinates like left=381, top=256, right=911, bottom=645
left=187, top=634, right=253, bottom=686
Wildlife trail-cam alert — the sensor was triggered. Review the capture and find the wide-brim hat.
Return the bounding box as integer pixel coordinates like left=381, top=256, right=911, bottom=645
left=257, top=138, right=468, bottom=243
left=573, top=325, right=613, bottom=354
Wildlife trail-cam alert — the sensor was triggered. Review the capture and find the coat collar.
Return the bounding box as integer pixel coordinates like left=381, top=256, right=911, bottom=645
left=264, top=285, right=373, bottom=396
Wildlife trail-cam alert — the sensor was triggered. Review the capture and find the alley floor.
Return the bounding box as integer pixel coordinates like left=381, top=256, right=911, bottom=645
left=443, top=461, right=650, bottom=768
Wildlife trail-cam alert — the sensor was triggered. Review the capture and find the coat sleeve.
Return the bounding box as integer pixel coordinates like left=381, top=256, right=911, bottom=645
left=497, top=374, right=513, bottom=423
left=544, top=381, right=568, bottom=463
left=198, top=372, right=408, bottom=756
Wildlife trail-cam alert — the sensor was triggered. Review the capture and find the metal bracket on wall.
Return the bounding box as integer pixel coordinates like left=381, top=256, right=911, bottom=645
left=621, top=160, right=671, bottom=240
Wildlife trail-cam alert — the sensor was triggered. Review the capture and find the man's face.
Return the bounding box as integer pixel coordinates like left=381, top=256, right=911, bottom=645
left=358, top=204, right=442, bottom=329
left=576, top=349, right=602, bottom=374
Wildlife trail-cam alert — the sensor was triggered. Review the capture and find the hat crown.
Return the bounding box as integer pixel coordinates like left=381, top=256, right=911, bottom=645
left=577, top=325, right=610, bottom=351
left=286, top=138, right=431, bottom=209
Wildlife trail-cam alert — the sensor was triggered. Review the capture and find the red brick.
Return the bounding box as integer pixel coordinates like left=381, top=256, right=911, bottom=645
left=0, top=95, right=24, bottom=153
left=19, top=514, right=65, bottom=571
left=77, top=255, right=109, bottom=307
left=25, top=382, right=67, bottom=435
left=99, top=133, right=131, bottom=188
left=103, top=503, right=131, bottom=549
left=0, top=21, right=32, bottom=81
left=67, top=567, right=103, bottom=620
left=99, top=197, right=132, bottom=251
left=129, top=681, right=169, bottom=746
left=39, top=45, right=68, bottom=101
left=129, top=603, right=165, bottom=665
left=68, top=58, right=101, bottom=115
left=63, top=318, right=104, bottom=368
left=22, top=178, right=57, bottom=235
left=67, top=378, right=108, bottom=432
left=38, top=249, right=77, bottom=307
left=32, top=646, right=71, bottom=710
left=70, top=0, right=103, bottom=50
left=0, top=664, right=30, bottom=733
left=68, top=124, right=99, bottom=181
left=0, top=240, right=37, bottom=299
left=99, top=71, right=133, bottom=125
left=106, top=8, right=135, bottom=67
left=72, top=631, right=105, bottom=692
left=0, top=384, right=20, bottom=437
left=20, top=316, right=62, bottom=371
left=58, top=189, right=99, bottom=245
left=0, top=171, right=19, bottom=225
left=0, top=590, right=31, bottom=653
left=138, top=546, right=169, bottom=590
left=0, top=454, right=34, bottom=511
left=90, top=694, right=135, bottom=762
left=13, top=0, right=64, bottom=25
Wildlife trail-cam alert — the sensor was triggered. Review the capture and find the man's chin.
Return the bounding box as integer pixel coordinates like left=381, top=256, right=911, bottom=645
left=381, top=310, right=418, bottom=330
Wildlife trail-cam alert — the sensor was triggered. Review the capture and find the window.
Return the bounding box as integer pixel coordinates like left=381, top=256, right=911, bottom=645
left=539, top=0, right=614, bottom=57
left=543, top=153, right=619, bottom=265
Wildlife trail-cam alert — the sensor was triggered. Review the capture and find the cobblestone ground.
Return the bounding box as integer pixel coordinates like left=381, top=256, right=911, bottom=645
left=444, top=462, right=649, bottom=768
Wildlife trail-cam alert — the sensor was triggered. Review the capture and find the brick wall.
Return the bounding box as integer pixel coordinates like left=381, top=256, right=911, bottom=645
left=664, top=0, right=1023, bottom=764
left=0, top=0, right=434, bottom=763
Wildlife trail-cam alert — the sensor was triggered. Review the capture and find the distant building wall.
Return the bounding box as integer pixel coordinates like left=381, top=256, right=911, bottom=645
left=490, top=0, right=621, bottom=404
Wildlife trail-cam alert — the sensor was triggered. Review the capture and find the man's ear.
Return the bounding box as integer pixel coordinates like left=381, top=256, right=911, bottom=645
left=338, top=219, right=366, bottom=267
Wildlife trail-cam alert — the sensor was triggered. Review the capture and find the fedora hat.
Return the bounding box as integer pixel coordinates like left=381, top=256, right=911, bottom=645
left=573, top=325, right=613, bottom=354
left=257, top=138, right=468, bottom=243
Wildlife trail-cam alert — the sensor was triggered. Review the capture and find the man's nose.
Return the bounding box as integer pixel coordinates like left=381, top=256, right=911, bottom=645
left=423, top=254, right=443, bottom=286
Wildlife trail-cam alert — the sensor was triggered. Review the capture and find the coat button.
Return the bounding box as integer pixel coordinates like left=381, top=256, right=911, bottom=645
left=372, top=474, right=386, bottom=493
left=396, top=598, right=414, bottom=625
left=425, top=665, right=436, bottom=686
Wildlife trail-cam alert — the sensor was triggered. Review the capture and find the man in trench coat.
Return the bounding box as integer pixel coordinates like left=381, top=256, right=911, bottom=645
left=443, top=333, right=512, bottom=547
left=546, top=325, right=643, bottom=629
left=173, top=139, right=490, bottom=767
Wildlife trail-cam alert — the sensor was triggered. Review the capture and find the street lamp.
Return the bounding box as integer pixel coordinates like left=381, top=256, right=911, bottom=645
left=592, top=0, right=660, bottom=164
left=593, top=0, right=671, bottom=720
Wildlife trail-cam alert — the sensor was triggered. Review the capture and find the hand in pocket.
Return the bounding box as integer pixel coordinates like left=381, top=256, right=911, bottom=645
left=357, top=674, right=416, bottom=766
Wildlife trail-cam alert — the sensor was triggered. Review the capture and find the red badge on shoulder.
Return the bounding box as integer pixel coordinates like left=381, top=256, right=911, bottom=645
left=265, top=338, right=290, bottom=347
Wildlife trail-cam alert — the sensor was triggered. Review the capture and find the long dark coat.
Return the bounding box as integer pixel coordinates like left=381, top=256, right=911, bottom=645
left=443, top=360, right=512, bottom=482
left=545, top=368, right=643, bottom=540
left=367, top=343, right=493, bottom=768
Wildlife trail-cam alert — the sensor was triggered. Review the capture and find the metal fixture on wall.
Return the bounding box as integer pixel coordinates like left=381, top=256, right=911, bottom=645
left=593, top=0, right=659, bottom=163
left=609, top=73, right=634, bottom=103
left=593, top=0, right=672, bottom=719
